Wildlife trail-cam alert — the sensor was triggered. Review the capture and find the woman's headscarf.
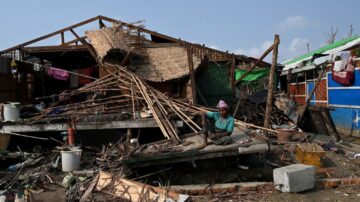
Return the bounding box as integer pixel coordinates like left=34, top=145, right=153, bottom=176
left=217, top=100, right=229, bottom=109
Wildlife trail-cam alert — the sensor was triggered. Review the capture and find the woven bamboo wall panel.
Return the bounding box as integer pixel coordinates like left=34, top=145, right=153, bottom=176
left=315, top=79, right=327, bottom=101
left=289, top=84, right=306, bottom=96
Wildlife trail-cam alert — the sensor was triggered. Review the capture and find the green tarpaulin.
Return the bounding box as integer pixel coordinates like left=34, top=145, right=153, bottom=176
left=235, top=68, right=269, bottom=84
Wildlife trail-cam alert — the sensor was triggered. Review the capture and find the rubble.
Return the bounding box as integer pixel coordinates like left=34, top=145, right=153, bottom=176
left=0, top=15, right=360, bottom=202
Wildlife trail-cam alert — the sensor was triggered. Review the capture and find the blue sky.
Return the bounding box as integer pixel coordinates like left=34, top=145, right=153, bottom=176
left=0, top=0, right=359, bottom=62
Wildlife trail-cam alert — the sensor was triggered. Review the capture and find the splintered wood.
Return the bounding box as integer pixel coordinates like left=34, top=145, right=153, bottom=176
left=96, top=171, right=189, bottom=202
left=38, top=63, right=204, bottom=140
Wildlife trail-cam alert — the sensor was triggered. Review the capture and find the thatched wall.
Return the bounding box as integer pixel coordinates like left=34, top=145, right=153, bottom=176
left=87, top=26, right=201, bottom=82
left=132, top=46, right=201, bottom=82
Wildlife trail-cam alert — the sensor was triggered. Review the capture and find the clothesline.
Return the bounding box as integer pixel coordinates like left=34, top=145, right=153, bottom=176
left=13, top=58, right=98, bottom=80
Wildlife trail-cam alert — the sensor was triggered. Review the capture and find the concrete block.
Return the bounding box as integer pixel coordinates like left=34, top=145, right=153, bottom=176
left=273, top=164, right=315, bottom=193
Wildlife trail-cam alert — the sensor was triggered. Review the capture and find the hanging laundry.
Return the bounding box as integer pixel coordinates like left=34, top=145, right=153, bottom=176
left=47, top=67, right=69, bottom=81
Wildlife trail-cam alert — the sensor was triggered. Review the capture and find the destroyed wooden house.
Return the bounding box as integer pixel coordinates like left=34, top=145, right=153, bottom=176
left=281, top=35, right=360, bottom=137
left=0, top=16, right=273, bottom=164
left=2, top=16, right=360, bottom=202
left=0, top=16, right=269, bottom=108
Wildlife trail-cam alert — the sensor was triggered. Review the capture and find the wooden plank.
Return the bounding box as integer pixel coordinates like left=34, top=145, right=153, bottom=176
left=1, top=119, right=159, bottom=132
left=23, top=45, right=88, bottom=53
left=96, top=171, right=188, bottom=202
left=124, top=143, right=272, bottom=168
left=170, top=182, right=272, bottom=195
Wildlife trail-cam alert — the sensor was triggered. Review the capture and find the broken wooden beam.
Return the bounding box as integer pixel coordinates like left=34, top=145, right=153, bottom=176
left=96, top=171, right=189, bottom=202
left=263, top=34, right=280, bottom=135
left=170, top=182, right=274, bottom=195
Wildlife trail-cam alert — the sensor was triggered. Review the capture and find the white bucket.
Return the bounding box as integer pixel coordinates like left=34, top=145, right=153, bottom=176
left=61, top=149, right=82, bottom=172
left=3, top=103, right=20, bottom=122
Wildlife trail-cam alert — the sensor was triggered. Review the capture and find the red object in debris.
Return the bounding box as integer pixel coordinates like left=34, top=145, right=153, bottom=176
left=67, top=127, right=75, bottom=145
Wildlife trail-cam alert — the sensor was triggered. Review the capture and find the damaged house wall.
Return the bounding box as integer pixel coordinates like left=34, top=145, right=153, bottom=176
left=281, top=36, right=360, bottom=136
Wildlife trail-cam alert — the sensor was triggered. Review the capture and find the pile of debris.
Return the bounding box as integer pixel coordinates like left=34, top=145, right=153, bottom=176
left=29, top=63, right=212, bottom=141
left=2, top=21, right=360, bottom=202
left=234, top=90, right=295, bottom=127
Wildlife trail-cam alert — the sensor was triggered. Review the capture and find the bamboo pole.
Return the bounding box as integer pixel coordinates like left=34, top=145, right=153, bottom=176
left=130, top=74, right=171, bottom=139
left=156, top=91, right=201, bottom=132
left=131, top=80, right=136, bottom=119
left=235, top=120, right=279, bottom=134
left=1, top=131, right=49, bottom=140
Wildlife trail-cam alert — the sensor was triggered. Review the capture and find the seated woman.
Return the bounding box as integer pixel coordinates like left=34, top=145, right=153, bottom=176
left=202, top=100, right=235, bottom=145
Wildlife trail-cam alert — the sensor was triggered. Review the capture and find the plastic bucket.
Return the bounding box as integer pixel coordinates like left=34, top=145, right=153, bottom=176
left=3, top=103, right=20, bottom=122
left=61, top=149, right=82, bottom=172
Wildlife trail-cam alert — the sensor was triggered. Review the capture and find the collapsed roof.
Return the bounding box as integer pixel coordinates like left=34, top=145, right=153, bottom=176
left=85, top=26, right=202, bottom=82
left=0, top=15, right=269, bottom=81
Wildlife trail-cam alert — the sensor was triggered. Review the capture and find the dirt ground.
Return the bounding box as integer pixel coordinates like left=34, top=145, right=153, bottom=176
left=23, top=149, right=360, bottom=202
left=264, top=185, right=360, bottom=202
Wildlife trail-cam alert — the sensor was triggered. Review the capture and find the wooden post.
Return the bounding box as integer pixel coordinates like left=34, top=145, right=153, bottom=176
left=99, top=19, right=106, bottom=28
left=298, top=68, right=325, bottom=123
left=61, top=32, right=65, bottom=45
left=263, top=35, right=280, bottom=133
left=187, top=47, right=197, bottom=104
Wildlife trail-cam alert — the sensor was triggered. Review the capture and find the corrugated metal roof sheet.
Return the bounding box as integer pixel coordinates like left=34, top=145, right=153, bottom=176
left=282, top=35, right=360, bottom=71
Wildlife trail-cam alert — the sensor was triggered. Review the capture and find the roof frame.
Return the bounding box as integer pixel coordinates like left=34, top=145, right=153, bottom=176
left=0, top=15, right=253, bottom=62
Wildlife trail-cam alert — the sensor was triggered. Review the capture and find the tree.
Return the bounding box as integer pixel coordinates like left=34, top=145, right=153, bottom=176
left=327, top=26, right=338, bottom=44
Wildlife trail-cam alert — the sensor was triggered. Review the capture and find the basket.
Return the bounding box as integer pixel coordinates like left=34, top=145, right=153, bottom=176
left=296, top=143, right=325, bottom=167
left=0, top=133, right=11, bottom=150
